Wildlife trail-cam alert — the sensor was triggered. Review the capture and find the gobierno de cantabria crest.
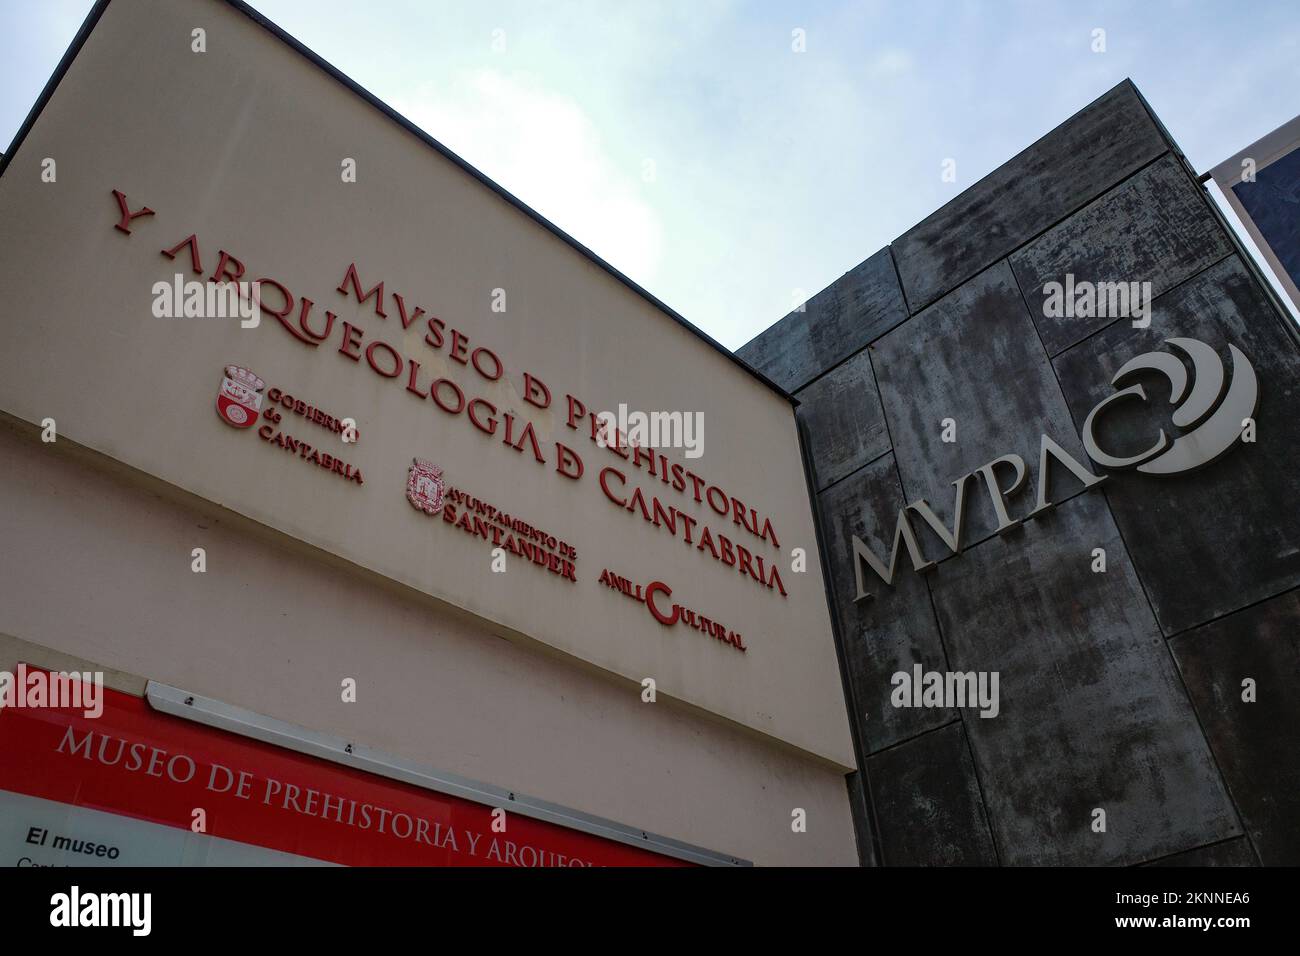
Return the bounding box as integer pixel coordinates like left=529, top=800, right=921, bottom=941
left=216, top=364, right=265, bottom=429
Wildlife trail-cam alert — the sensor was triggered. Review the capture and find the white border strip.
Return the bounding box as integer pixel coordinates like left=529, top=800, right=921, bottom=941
left=1207, top=114, right=1300, bottom=317
left=145, top=681, right=750, bottom=867
left=1209, top=114, right=1300, bottom=183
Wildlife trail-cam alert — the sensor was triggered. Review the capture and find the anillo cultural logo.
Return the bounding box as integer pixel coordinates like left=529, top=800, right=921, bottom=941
left=852, top=337, right=1258, bottom=601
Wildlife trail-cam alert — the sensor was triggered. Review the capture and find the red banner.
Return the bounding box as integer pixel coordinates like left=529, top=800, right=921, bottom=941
left=0, top=672, right=690, bottom=867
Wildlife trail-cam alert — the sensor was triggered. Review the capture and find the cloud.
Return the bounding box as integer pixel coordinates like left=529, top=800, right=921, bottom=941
left=870, top=49, right=913, bottom=76
left=393, top=69, right=663, bottom=285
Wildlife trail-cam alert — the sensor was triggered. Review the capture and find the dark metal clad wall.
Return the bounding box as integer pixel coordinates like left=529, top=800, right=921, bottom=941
left=739, top=79, right=1300, bottom=867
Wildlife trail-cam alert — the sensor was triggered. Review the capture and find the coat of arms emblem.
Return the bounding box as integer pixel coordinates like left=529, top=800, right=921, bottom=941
left=406, top=458, right=445, bottom=514
left=216, top=364, right=265, bottom=429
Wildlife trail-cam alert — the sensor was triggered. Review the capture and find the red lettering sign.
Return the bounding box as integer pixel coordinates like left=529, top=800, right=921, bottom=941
left=0, top=672, right=690, bottom=867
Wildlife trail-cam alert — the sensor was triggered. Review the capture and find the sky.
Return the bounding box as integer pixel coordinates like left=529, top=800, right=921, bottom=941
left=2, top=0, right=1297, bottom=348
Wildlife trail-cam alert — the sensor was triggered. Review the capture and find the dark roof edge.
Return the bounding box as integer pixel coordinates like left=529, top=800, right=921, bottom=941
left=0, top=0, right=796, bottom=405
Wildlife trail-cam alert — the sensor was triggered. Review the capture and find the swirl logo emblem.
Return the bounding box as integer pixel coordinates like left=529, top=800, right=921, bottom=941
left=1082, top=337, right=1258, bottom=475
